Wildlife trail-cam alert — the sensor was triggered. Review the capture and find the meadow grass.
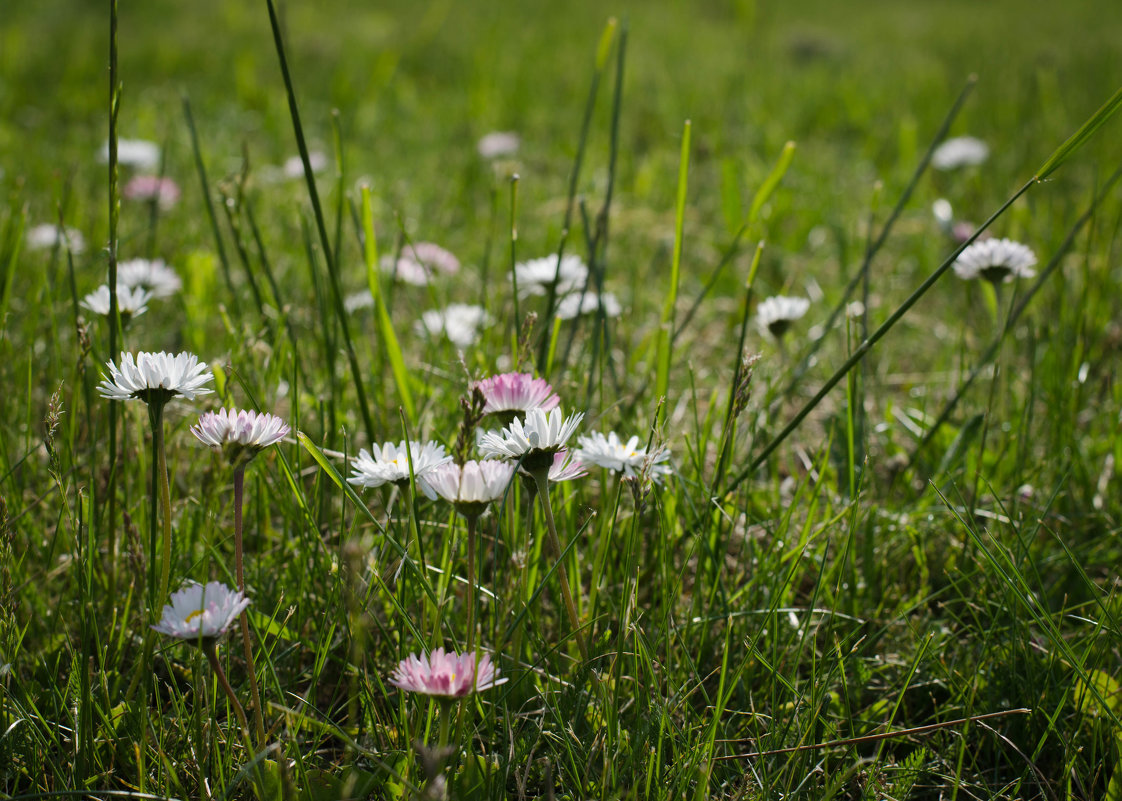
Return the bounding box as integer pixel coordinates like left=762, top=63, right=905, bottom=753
left=3, top=0, right=1122, bottom=798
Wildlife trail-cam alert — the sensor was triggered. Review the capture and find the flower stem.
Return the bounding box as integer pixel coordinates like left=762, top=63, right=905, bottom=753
left=147, top=400, right=172, bottom=613
left=204, top=641, right=251, bottom=739
left=530, top=469, right=587, bottom=662
left=465, top=513, right=479, bottom=660
left=233, top=464, right=268, bottom=749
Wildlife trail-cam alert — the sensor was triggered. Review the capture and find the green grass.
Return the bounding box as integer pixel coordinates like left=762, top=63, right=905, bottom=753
left=3, top=0, right=1122, bottom=798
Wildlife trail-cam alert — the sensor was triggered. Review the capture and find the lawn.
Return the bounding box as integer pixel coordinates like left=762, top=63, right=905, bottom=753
left=2, top=0, right=1122, bottom=798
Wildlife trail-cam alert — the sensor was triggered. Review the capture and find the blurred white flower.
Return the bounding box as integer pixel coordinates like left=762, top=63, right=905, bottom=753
left=555, top=291, right=621, bottom=320
left=26, top=223, right=85, bottom=254
left=756, top=295, right=810, bottom=338
left=417, top=304, right=491, bottom=348
left=952, top=238, right=1036, bottom=283
left=124, top=175, right=180, bottom=209
left=931, top=136, right=988, bottom=170
left=117, top=258, right=182, bottom=298
left=515, top=254, right=588, bottom=297
left=101, top=138, right=161, bottom=170
left=284, top=150, right=328, bottom=178
left=81, top=284, right=152, bottom=320
left=381, top=242, right=461, bottom=286
left=477, top=131, right=521, bottom=159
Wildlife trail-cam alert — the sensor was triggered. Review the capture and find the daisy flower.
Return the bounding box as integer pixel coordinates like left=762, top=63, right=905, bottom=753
left=756, top=295, right=810, bottom=338
left=555, top=291, right=622, bottom=320
left=417, top=304, right=491, bottom=348
left=283, top=150, right=328, bottom=178
left=520, top=449, right=586, bottom=483
left=348, top=440, right=451, bottom=489
left=931, top=136, right=989, bottom=171
left=117, top=258, right=183, bottom=298
left=417, top=459, right=515, bottom=511
left=101, top=138, right=161, bottom=170
left=343, top=290, right=374, bottom=313
left=151, top=581, right=250, bottom=643
left=381, top=242, right=461, bottom=286
left=123, top=175, right=181, bottom=209
left=474, top=372, right=560, bottom=421
left=98, top=351, right=214, bottom=404
left=389, top=647, right=506, bottom=699
left=575, top=431, right=672, bottom=480
left=514, top=254, right=588, bottom=297
left=26, top=223, right=85, bottom=254
left=477, top=131, right=521, bottom=159
left=80, top=284, right=152, bottom=321
left=952, top=238, right=1037, bottom=284
left=191, top=408, right=290, bottom=467
left=478, top=407, right=583, bottom=471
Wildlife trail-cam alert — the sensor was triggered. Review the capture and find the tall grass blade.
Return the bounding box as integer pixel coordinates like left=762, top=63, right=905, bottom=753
left=1035, top=84, right=1122, bottom=180
left=654, top=119, right=691, bottom=412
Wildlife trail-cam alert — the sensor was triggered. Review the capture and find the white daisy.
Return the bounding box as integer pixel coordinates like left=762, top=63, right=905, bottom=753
left=98, top=351, right=214, bottom=404
left=757, top=295, right=810, bottom=338
left=416, top=304, right=491, bottom=348
left=477, top=131, right=521, bottom=159
left=101, top=138, right=161, bottom=170
left=26, top=223, right=85, bottom=254
left=555, top=291, right=622, bottom=320
left=283, top=150, right=328, bottom=178
left=381, top=242, right=461, bottom=286
left=478, top=407, right=583, bottom=471
left=343, top=290, right=374, bottom=313
left=575, top=431, right=672, bottom=480
left=152, top=581, right=250, bottom=643
left=952, top=238, right=1036, bottom=283
left=117, top=258, right=182, bottom=298
left=417, top=460, right=516, bottom=515
left=348, top=440, right=451, bottom=489
left=191, top=409, right=290, bottom=467
left=80, top=284, right=152, bottom=320
left=514, top=254, right=588, bottom=297
left=931, top=136, right=989, bottom=171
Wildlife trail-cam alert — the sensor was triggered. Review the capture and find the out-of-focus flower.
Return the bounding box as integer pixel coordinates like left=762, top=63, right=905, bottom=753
left=81, top=284, right=152, bottom=322
left=348, top=440, right=451, bottom=489
left=101, top=138, right=161, bottom=170
left=389, top=647, right=506, bottom=699
left=952, top=238, right=1036, bottom=284
left=284, top=150, right=328, bottom=178
left=575, top=431, right=671, bottom=480
left=381, top=242, right=461, bottom=286
left=123, top=175, right=181, bottom=209
left=151, top=581, right=250, bottom=643
left=117, top=258, right=182, bottom=298
left=417, top=304, right=491, bottom=348
left=555, top=291, right=621, bottom=320
left=477, top=131, right=520, bottom=159
left=931, top=136, right=989, bottom=170
left=756, top=295, right=810, bottom=338
left=98, top=351, right=214, bottom=404
left=344, top=290, right=374, bottom=313
left=514, top=254, right=588, bottom=297
left=26, top=223, right=85, bottom=254
left=191, top=408, right=290, bottom=467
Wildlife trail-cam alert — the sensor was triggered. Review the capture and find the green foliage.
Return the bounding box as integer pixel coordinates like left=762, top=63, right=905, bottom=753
left=3, top=0, right=1122, bottom=799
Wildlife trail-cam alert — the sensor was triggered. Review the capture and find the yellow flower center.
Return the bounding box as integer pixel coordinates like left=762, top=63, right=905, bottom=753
left=186, top=609, right=204, bottom=624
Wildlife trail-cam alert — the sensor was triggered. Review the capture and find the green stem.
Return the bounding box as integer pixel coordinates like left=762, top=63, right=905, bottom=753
left=465, top=513, right=478, bottom=660
left=146, top=400, right=172, bottom=612
left=530, top=469, right=587, bottom=662
left=233, top=464, right=268, bottom=749
left=205, top=641, right=251, bottom=738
